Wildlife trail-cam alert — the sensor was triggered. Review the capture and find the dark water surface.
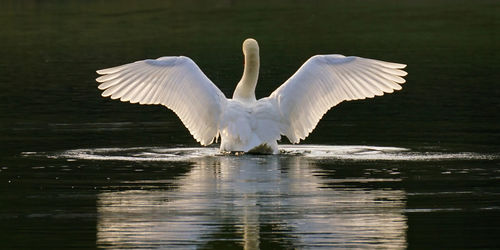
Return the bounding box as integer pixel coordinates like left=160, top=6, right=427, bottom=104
left=1, top=0, right=499, bottom=249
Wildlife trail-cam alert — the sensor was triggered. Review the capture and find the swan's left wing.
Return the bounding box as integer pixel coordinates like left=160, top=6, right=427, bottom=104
left=96, top=56, right=227, bottom=145
left=269, top=54, right=407, bottom=143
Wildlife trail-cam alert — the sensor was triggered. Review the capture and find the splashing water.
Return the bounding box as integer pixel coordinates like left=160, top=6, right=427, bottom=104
left=22, top=145, right=498, bottom=162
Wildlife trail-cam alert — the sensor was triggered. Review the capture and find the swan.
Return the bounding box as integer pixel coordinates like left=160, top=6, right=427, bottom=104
left=96, top=38, right=407, bottom=154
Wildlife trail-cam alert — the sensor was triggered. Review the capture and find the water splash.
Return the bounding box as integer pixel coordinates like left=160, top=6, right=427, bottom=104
left=22, top=145, right=499, bottom=162
left=280, top=145, right=498, bottom=161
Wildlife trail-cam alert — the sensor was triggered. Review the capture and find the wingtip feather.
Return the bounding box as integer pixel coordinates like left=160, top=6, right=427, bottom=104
left=96, top=69, right=107, bottom=75
left=97, top=83, right=108, bottom=90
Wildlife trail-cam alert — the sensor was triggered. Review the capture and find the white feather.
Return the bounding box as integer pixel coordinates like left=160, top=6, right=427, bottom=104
left=96, top=39, right=407, bottom=154
left=96, top=56, right=227, bottom=145
left=270, top=54, right=406, bottom=143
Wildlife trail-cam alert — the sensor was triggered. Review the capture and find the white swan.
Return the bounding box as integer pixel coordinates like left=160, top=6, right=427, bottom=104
left=96, top=38, right=407, bottom=154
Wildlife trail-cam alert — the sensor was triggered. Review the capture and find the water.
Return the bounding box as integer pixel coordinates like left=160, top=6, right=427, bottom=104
left=1, top=0, right=500, bottom=249
left=4, top=146, right=500, bottom=248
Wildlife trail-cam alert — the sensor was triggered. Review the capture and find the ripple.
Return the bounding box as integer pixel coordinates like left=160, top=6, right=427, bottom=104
left=49, top=147, right=220, bottom=162
left=404, top=208, right=463, bottom=213
left=281, top=145, right=498, bottom=161
left=21, top=145, right=499, bottom=162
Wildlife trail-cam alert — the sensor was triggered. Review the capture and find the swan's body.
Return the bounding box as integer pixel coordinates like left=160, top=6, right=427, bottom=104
left=96, top=39, right=407, bottom=154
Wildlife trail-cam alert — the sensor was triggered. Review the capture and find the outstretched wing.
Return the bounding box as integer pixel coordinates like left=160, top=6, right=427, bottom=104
left=96, top=56, right=227, bottom=145
left=269, top=54, right=407, bottom=143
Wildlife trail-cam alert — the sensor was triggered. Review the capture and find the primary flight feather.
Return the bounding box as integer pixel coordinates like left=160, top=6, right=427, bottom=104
left=96, top=38, right=407, bottom=154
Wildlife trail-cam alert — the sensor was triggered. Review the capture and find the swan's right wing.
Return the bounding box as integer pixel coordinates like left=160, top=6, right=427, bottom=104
left=96, top=56, right=227, bottom=145
left=269, top=54, right=407, bottom=143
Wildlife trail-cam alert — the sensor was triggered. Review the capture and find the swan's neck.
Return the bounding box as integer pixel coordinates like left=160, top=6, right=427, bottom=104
left=233, top=50, right=259, bottom=104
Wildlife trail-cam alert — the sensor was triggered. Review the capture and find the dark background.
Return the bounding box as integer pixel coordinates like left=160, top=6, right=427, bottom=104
left=0, top=0, right=499, bottom=249
left=1, top=0, right=498, bottom=156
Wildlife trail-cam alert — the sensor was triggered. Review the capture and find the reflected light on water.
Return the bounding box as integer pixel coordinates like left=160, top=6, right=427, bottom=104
left=96, top=155, right=407, bottom=249
left=24, top=145, right=497, bottom=248
left=43, top=145, right=498, bottom=162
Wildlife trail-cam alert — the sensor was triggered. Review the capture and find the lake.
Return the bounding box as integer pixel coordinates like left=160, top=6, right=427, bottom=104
left=1, top=0, right=499, bottom=249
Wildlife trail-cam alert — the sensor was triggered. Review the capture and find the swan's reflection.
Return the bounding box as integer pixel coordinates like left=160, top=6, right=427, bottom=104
left=97, top=155, right=407, bottom=249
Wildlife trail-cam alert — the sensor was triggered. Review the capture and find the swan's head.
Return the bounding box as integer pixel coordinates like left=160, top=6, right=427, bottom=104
left=242, top=38, right=259, bottom=57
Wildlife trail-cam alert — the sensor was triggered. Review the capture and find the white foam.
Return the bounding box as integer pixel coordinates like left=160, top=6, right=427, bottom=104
left=22, top=145, right=499, bottom=162
left=48, top=147, right=220, bottom=162
left=281, top=145, right=497, bottom=161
